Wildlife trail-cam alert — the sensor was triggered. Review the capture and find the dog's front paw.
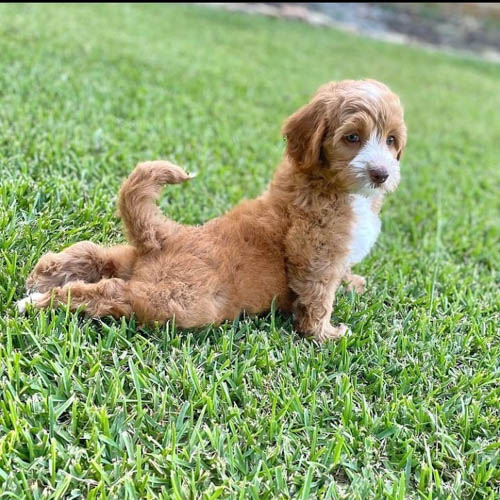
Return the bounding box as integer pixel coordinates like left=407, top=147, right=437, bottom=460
left=313, top=323, right=349, bottom=343
left=345, top=274, right=366, bottom=294
left=16, top=292, right=45, bottom=314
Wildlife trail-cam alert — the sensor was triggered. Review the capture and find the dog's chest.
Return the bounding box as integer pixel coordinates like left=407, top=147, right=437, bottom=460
left=348, top=195, right=381, bottom=265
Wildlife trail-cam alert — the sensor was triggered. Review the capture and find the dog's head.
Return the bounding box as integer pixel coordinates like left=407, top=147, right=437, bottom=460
left=283, top=79, right=407, bottom=195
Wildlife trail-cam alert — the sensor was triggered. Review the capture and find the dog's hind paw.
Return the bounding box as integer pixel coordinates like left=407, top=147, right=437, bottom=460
left=16, top=292, right=44, bottom=314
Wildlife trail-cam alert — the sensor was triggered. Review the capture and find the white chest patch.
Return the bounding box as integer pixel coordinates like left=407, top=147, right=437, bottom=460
left=348, top=195, right=381, bottom=265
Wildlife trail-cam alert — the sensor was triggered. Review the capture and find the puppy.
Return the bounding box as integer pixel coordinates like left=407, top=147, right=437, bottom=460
left=19, top=79, right=407, bottom=342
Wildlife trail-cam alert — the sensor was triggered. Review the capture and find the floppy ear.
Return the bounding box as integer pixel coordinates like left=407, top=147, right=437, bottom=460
left=396, top=118, right=407, bottom=161
left=396, top=132, right=407, bottom=161
left=282, top=95, right=328, bottom=170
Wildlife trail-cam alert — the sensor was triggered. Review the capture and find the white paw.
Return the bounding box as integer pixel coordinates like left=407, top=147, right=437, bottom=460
left=16, top=292, right=44, bottom=313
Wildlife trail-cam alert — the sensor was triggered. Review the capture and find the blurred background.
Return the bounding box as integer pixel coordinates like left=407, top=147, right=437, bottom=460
left=211, top=2, right=500, bottom=62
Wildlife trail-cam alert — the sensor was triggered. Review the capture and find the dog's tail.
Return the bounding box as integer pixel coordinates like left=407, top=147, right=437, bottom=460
left=117, top=160, right=195, bottom=253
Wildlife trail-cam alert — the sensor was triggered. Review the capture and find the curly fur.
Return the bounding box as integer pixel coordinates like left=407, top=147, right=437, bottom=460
left=20, top=79, right=407, bottom=342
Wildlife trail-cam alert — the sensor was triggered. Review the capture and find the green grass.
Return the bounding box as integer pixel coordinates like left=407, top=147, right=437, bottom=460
left=0, top=3, right=499, bottom=499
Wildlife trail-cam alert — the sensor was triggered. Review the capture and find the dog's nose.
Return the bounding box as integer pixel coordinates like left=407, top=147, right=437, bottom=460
left=369, top=168, right=389, bottom=185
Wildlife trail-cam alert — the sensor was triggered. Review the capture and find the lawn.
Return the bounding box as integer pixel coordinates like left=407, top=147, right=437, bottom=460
left=0, top=3, right=499, bottom=499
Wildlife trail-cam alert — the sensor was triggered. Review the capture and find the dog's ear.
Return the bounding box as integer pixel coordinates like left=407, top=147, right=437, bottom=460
left=396, top=130, right=407, bottom=161
left=396, top=116, right=407, bottom=162
left=282, top=93, right=329, bottom=170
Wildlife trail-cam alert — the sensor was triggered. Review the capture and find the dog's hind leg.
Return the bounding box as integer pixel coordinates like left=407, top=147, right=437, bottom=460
left=26, top=242, right=137, bottom=293
left=18, top=278, right=133, bottom=318
left=117, top=161, right=194, bottom=253
left=18, top=278, right=186, bottom=326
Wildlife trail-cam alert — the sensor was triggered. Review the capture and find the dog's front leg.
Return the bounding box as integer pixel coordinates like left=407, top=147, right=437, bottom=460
left=342, top=269, right=366, bottom=294
left=285, top=222, right=349, bottom=343
left=290, top=275, right=347, bottom=342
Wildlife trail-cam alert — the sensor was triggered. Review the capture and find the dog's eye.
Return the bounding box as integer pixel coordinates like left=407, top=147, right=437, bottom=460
left=386, top=135, right=396, bottom=146
left=345, top=133, right=360, bottom=143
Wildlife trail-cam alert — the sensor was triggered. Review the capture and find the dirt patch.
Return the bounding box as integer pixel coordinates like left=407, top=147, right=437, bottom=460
left=206, top=3, right=500, bottom=63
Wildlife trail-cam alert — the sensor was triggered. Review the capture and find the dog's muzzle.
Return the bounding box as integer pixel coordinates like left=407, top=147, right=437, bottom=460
left=368, top=167, right=389, bottom=185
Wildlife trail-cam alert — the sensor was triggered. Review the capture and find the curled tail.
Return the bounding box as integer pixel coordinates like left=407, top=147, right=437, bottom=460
left=117, top=160, right=194, bottom=253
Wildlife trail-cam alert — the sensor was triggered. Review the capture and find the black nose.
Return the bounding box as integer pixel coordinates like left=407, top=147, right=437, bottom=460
left=369, top=168, right=389, bottom=185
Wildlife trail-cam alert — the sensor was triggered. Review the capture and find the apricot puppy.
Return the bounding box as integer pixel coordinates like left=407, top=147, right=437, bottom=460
left=20, top=79, right=407, bottom=342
